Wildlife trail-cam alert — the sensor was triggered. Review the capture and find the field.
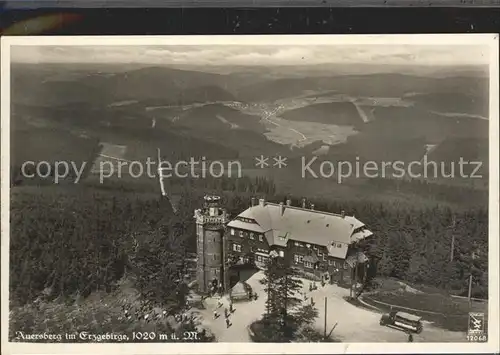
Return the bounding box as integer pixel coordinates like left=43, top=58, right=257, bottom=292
left=359, top=278, right=488, bottom=332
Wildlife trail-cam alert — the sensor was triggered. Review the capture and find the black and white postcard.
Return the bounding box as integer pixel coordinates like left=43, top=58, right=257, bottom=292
left=1, top=34, right=499, bottom=354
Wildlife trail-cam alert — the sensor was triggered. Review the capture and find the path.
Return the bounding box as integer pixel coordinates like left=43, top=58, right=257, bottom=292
left=190, top=271, right=467, bottom=343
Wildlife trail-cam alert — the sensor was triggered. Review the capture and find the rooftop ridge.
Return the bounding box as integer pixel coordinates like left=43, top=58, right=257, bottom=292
left=263, top=201, right=351, bottom=219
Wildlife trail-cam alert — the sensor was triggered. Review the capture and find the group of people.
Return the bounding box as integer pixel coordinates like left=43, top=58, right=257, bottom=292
left=210, top=281, right=224, bottom=297
left=213, top=298, right=234, bottom=328
left=247, top=289, right=258, bottom=301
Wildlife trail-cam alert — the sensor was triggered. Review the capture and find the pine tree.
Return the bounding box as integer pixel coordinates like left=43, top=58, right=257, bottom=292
left=259, top=253, right=307, bottom=342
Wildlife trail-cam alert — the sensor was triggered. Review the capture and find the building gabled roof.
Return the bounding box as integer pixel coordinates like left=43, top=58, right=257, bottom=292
left=229, top=201, right=372, bottom=259
left=226, top=219, right=266, bottom=233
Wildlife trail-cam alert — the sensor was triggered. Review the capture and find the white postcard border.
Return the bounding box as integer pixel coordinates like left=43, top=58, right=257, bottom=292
left=1, top=34, right=499, bottom=355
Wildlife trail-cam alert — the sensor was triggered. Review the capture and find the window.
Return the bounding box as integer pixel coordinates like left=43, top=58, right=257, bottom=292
left=323, top=255, right=327, bottom=261
left=230, top=228, right=235, bottom=236
left=233, top=244, right=241, bottom=252
left=250, top=233, right=255, bottom=240
left=259, top=235, right=264, bottom=242
left=304, top=261, right=313, bottom=268
left=343, top=262, right=348, bottom=270
left=239, top=231, right=244, bottom=238
left=328, top=259, right=334, bottom=266
left=294, top=242, right=299, bottom=247
left=293, top=254, right=304, bottom=263
left=337, top=243, right=342, bottom=248
left=279, top=250, right=284, bottom=258
left=306, top=244, right=311, bottom=248
left=256, top=255, right=262, bottom=262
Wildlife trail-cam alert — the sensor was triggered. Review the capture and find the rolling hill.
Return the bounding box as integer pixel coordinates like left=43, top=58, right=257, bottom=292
left=174, top=104, right=265, bottom=133
left=236, top=73, right=489, bottom=104
left=9, top=62, right=490, bottom=193
left=11, top=65, right=240, bottom=107
left=280, top=102, right=365, bottom=126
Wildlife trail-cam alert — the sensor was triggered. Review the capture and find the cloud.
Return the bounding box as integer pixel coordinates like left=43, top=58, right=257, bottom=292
left=11, top=44, right=489, bottom=66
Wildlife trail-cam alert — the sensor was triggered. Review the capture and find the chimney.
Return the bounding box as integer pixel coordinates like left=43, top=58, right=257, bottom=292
left=279, top=202, right=285, bottom=215
left=251, top=197, right=256, bottom=207
left=286, top=199, right=292, bottom=206
left=341, top=210, right=345, bottom=218
left=259, top=198, right=265, bottom=207
left=302, top=198, right=306, bottom=208
left=310, top=203, right=315, bottom=210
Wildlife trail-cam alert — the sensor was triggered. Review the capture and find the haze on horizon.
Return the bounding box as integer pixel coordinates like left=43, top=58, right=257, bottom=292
left=11, top=44, right=489, bottom=67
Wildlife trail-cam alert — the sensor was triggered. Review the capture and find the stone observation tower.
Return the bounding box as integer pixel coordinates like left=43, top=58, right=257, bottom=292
left=194, top=195, right=229, bottom=294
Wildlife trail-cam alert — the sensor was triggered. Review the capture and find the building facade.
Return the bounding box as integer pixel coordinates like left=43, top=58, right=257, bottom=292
left=195, top=196, right=374, bottom=294
left=225, top=198, right=374, bottom=286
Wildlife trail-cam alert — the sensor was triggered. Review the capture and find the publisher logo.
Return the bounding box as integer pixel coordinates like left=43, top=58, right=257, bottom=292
left=467, top=312, right=487, bottom=342
left=468, top=312, right=485, bottom=335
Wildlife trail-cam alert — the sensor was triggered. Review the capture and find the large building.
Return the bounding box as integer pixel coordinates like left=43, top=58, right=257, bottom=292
left=195, top=195, right=374, bottom=294
left=225, top=197, right=374, bottom=286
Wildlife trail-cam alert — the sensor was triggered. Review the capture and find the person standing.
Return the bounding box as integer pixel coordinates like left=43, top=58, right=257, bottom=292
left=407, top=331, right=414, bottom=342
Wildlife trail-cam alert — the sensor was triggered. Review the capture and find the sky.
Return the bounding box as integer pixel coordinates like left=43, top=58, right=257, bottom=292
left=11, top=44, right=489, bottom=66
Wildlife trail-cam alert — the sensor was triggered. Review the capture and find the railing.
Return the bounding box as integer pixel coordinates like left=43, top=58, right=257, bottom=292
left=195, top=214, right=229, bottom=225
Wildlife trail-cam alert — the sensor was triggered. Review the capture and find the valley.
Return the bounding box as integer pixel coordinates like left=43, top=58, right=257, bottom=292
left=10, top=63, right=490, bottom=199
